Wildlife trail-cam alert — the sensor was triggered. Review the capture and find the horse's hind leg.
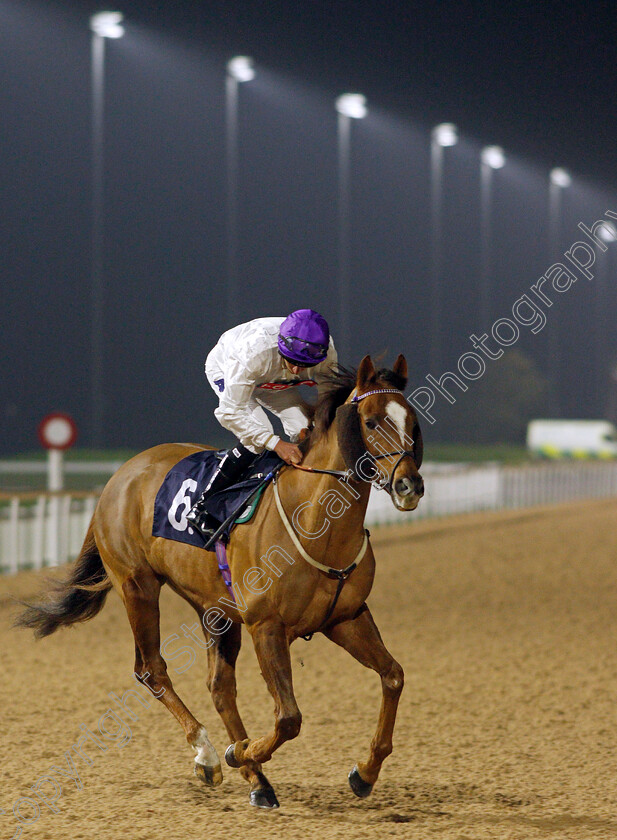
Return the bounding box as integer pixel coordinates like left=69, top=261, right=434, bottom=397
left=203, top=620, right=279, bottom=808
left=122, top=573, right=223, bottom=786
left=325, top=605, right=404, bottom=797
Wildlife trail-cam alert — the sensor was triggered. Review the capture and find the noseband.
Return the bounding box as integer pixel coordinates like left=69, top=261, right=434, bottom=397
left=350, top=389, right=417, bottom=493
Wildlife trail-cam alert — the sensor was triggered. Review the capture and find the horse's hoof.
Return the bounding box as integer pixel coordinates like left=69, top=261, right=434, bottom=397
left=250, top=786, right=280, bottom=809
left=194, top=761, right=223, bottom=787
left=224, top=743, right=242, bottom=768
left=348, top=765, right=373, bottom=798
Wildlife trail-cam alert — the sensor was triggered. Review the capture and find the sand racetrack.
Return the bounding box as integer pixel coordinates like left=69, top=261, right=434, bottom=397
left=3, top=497, right=617, bottom=840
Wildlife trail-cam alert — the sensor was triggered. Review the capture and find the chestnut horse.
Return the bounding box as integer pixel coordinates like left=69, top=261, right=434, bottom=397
left=17, top=355, right=424, bottom=808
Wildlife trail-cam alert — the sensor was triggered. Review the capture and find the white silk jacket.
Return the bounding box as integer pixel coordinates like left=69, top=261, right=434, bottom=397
left=205, top=317, right=338, bottom=454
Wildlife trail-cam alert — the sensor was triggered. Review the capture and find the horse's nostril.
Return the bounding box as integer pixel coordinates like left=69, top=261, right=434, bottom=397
left=395, top=477, right=420, bottom=497
left=417, top=479, right=424, bottom=495
left=394, top=478, right=411, bottom=496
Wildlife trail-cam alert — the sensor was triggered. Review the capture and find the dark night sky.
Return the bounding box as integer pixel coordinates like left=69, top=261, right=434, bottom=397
left=2, top=0, right=617, bottom=455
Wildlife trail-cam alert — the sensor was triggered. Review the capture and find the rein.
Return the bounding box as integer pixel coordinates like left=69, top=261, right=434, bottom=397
left=290, top=462, right=351, bottom=480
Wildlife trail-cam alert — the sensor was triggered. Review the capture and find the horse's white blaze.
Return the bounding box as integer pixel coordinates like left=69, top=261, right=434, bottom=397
left=193, top=726, right=220, bottom=767
left=385, top=400, right=409, bottom=447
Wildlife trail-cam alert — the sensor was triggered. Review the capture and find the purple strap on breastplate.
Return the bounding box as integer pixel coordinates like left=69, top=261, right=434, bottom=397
left=214, top=539, right=235, bottom=602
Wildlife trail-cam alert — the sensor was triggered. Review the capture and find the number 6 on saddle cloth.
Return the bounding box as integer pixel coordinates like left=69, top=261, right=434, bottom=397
left=152, top=449, right=284, bottom=551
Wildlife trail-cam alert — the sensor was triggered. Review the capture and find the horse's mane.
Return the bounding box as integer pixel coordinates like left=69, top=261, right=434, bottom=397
left=303, top=363, right=407, bottom=450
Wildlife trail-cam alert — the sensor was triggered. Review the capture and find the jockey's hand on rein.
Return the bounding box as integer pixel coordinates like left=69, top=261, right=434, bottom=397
left=274, top=440, right=303, bottom=465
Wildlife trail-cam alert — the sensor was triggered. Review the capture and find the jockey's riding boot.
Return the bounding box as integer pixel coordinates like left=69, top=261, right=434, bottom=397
left=186, top=444, right=256, bottom=541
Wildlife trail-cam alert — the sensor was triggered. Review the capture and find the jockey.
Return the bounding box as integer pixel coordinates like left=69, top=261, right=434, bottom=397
left=187, top=309, right=337, bottom=540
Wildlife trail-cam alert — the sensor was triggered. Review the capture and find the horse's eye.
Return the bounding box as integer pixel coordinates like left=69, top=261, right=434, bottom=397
left=365, top=418, right=378, bottom=430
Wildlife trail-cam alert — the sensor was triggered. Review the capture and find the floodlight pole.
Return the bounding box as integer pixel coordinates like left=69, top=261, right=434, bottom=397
left=547, top=168, right=571, bottom=417
left=596, top=225, right=617, bottom=414
left=225, top=57, right=255, bottom=326
left=429, top=138, right=443, bottom=373
left=225, top=73, right=239, bottom=326
left=337, top=110, right=351, bottom=363
left=91, top=30, right=105, bottom=448
left=335, top=93, right=367, bottom=364
left=89, top=12, right=124, bottom=448
left=479, top=146, right=506, bottom=327
left=429, top=124, right=458, bottom=372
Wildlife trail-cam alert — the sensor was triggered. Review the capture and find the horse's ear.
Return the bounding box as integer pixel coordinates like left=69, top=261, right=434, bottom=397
left=356, top=355, right=375, bottom=389
left=393, top=354, right=408, bottom=386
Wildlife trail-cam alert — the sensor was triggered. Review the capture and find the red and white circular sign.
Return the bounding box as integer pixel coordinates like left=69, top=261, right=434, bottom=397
left=38, top=413, right=78, bottom=450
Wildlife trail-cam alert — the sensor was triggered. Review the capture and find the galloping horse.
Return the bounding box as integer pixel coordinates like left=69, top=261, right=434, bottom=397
left=17, top=355, right=424, bottom=808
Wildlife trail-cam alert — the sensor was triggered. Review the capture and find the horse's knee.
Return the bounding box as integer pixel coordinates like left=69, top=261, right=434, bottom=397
left=382, top=660, right=404, bottom=694
left=277, top=711, right=302, bottom=741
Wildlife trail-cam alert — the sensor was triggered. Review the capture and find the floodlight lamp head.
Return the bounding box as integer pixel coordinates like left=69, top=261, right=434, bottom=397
left=481, top=145, right=506, bottom=169
left=599, top=222, right=617, bottom=243
left=335, top=93, right=368, bottom=119
left=432, top=123, right=458, bottom=147
left=227, top=56, right=255, bottom=82
left=550, top=167, right=572, bottom=188
left=90, top=11, right=124, bottom=38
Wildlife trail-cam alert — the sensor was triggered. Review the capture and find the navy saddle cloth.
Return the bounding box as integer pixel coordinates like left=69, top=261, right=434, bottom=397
left=152, top=449, right=283, bottom=549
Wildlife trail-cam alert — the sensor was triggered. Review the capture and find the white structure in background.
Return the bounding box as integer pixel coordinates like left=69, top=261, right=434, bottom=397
left=526, top=419, right=617, bottom=459
left=3, top=459, right=617, bottom=573
left=367, top=462, right=501, bottom=524
left=365, top=460, right=617, bottom=526
left=37, top=413, right=78, bottom=566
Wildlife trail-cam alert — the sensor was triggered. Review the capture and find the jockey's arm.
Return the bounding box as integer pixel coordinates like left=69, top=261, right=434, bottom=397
left=254, top=387, right=311, bottom=442
left=214, top=357, right=281, bottom=453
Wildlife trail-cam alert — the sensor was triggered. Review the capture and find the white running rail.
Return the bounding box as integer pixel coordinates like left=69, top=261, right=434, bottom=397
left=2, top=461, right=617, bottom=573
left=0, top=493, right=98, bottom=574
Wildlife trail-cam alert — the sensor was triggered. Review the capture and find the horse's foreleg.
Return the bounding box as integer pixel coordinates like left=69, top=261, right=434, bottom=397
left=122, top=575, right=222, bottom=786
left=325, top=605, right=404, bottom=796
left=203, top=621, right=278, bottom=807
left=226, top=619, right=301, bottom=769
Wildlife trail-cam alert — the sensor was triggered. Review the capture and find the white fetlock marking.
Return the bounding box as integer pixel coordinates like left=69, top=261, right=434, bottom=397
left=192, top=726, right=220, bottom=767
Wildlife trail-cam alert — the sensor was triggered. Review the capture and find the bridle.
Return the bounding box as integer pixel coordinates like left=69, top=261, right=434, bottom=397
left=350, top=388, right=417, bottom=492
left=292, top=386, right=417, bottom=493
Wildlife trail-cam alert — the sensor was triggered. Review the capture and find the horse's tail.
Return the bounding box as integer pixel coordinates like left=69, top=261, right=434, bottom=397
left=14, top=525, right=112, bottom=638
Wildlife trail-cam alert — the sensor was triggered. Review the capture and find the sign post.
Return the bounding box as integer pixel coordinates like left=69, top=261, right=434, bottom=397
left=38, top=413, right=78, bottom=566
